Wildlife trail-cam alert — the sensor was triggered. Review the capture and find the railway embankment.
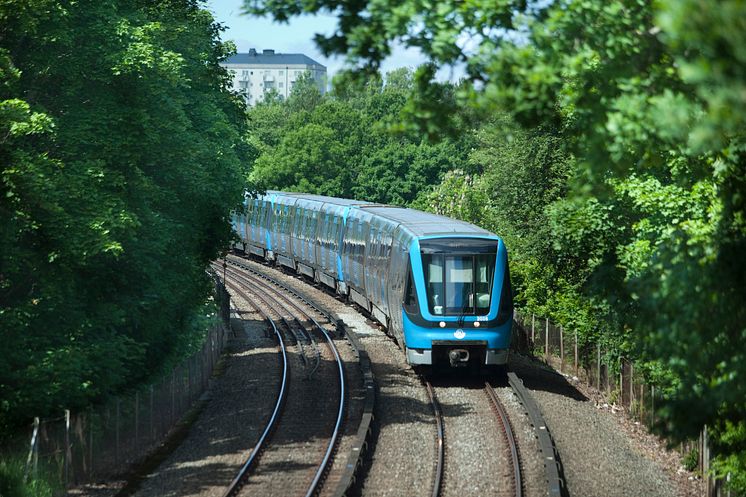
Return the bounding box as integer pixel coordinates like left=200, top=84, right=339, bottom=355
left=70, top=255, right=701, bottom=497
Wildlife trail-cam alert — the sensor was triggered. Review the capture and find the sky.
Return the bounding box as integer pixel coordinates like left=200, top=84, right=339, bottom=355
left=205, top=0, right=446, bottom=81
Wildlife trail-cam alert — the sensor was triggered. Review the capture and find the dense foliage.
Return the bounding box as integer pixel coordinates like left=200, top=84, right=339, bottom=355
left=248, top=69, right=467, bottom=204
left=249, top=0, right=746, bottom=488
left=0, top=0, right=248, bottom=434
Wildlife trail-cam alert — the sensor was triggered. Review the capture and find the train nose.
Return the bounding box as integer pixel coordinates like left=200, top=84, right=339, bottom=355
left=448, top=348, right=470, bottom=367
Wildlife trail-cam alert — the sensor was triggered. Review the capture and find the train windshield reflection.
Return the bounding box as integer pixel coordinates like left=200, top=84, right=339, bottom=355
left=423, top=253, right=495, bottom=316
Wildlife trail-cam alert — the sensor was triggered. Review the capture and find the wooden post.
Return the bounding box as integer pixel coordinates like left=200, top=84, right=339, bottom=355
left=64, top=409, right=71, bottom=487
left=619, top=360, right=624, bottom=407
left=596, top=343, right=601, bottom=390
left=531, top=313, right=535, bottom=344
left=651, top=385, right=656, bottom=425
left=25, top=417, right=40, bottom=481
left=574, top=331, right=578, bottom=377
left=545, top=318, right=549, bottom=363
left=605, top=348, right=610, bottom=392
left=703, top=426, right=711, bottom=497
left=559, top=325, right=564, bottom=372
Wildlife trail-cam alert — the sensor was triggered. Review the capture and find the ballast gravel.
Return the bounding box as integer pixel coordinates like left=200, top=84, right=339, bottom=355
left=133, top=293, right=281, bottom=497
left=433, top=382, right=507, bottom=497
left=511, top=355, right=679, bottom=497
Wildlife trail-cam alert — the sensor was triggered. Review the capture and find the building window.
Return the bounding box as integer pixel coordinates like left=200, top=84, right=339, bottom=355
left=295, top=70, right=302, bottom=76
left=279, top=70, right=284, bottom=76
left=279, top=82, right=284, bottom=88
left=239, top=81, right=248, bottom=89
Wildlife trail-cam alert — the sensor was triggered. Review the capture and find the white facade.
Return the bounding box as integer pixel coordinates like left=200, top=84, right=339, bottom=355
left=221, top=49, right=326, bottom=106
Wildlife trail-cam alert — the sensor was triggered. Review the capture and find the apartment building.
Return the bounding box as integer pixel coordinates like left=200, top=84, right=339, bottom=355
left=221, top=48, right=327, bottom=105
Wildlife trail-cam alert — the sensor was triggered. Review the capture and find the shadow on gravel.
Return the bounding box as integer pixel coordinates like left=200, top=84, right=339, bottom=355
left=509, top=356, right=588, bottom=401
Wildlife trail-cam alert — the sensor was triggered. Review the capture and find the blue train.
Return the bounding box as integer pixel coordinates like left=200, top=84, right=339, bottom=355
left=232, top=191, right=513, bottom=369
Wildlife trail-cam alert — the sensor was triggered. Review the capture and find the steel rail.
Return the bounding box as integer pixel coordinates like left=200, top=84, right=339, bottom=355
left=485, top=383, right=523, bottom=497
left=224, top=260, right=347, bottom=497
left=225, top=254, right=377, bottom=497
left=507, top=372, right=566, bottom=497
left=224, top=265, right=322, bottom=377
left=217, top=273, right=288, bottom=497
left=424, top=380, right=445, bottom=497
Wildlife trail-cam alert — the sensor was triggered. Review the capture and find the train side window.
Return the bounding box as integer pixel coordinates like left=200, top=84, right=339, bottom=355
left=404, top=267, right=418, bottom=313
left=423, top=254, right=445, bottom=315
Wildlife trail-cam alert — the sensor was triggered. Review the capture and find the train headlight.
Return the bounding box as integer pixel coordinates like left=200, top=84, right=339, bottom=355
left=474, top=321, right=481, bottom=328
left=439, top=321, right=446, bottom=328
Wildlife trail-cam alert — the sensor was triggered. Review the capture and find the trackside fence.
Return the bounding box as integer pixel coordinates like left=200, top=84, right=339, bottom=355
left=513, top=309, right=729, bottom=497
left=4, top=273, right=230, bottom=493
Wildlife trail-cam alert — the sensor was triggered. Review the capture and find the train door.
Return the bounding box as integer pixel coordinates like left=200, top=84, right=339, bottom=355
left=387, top=228, right=412, bottom=346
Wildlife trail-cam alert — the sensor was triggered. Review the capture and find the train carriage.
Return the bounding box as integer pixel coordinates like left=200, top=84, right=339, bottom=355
left=271, top=194, right=298, bottom=268
left=232, top=191, right=513, bottom=369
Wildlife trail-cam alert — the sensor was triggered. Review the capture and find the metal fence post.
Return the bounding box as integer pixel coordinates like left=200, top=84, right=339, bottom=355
left=531, top=313, right=535, bottom=344
left=64, top=409, right=71, bottom=487
left=559, top=325, right=564, bottom=372
left=88, top=407, right=94, bottom=476
left=25, top=417, right=40, bottom=481
left=545, top=318, right=549, bottom=362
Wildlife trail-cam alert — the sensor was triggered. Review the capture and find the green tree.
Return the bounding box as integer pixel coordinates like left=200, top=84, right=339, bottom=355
left=1, top=0, right=248, bottom=433
left=248, top=0, right=746, bottom=487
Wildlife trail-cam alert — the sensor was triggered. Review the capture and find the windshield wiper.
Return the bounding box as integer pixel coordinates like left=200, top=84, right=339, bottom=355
left=456, top=287, right=472, bottom=328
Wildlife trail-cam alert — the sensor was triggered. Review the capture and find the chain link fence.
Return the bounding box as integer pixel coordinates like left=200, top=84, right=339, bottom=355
left=513, top=309, right=729, bottom=497
left=4, top=273, right=231, bottom=493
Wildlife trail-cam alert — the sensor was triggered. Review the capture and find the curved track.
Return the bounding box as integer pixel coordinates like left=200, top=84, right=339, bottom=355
left=485, top=383, right=523, bottom=497
left=222, top=253, right=564, bottom=497
left=214, top=261, right=346, bottom=497
left=507, top=372, right=566, bottom=497
left=224, top=254, right=377, bottom=497
left=423, top=380, right=445, bottom=497
left=219, top=278, right=288, bottom=496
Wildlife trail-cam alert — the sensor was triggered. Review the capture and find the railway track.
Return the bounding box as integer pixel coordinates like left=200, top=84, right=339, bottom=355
left=223, top=253, right=563, bottom=497
left=423, top=376, right=565, bottom=497
left=216, top=256, right=376, bottom=497
left=214, top=261, right=345, bottom=497
left=218, top=276, right=289, bottom=496
left=484, top=382, right=522, bottom=497
left=423, top=380, right=445, bottom=497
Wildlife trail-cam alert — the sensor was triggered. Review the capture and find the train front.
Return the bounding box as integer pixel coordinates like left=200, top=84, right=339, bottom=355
left=403, top=236, right=513, bottom=369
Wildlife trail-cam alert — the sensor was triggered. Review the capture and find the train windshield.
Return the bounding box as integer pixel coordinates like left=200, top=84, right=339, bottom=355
left=420, top=239, right=497, bottom=316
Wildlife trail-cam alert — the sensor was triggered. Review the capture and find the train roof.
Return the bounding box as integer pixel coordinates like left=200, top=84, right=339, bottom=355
left=361, top=206, right=492, bottom=237
left=263, top=191, right=496, bottom=239
left=266, top=191, right=375, bottom=207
